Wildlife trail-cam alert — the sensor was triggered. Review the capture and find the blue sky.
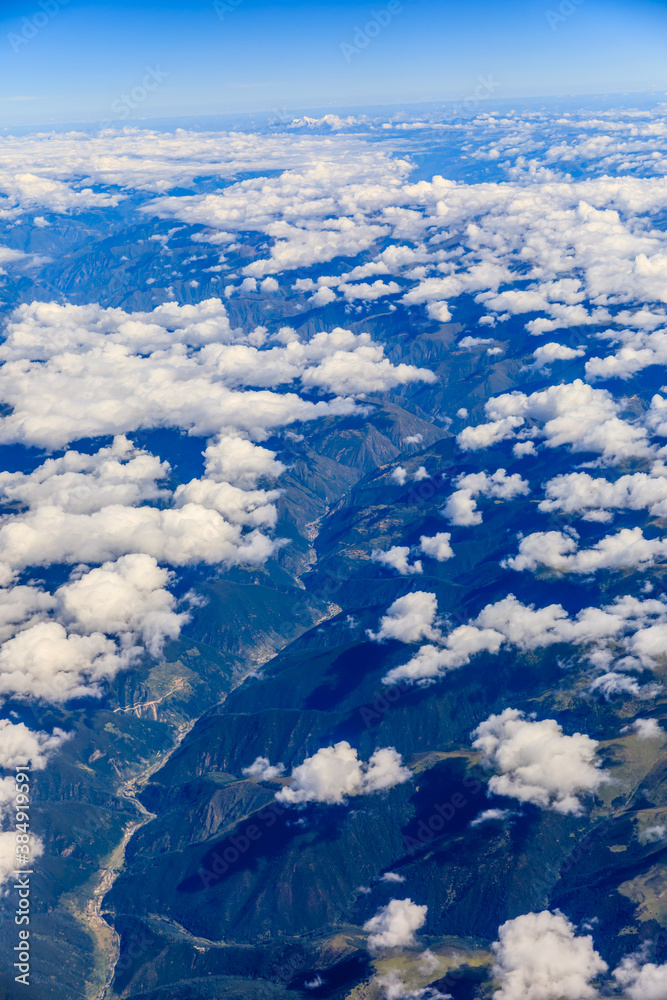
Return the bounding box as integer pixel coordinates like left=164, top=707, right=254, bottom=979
left=0, top=0, right=666, bottom=125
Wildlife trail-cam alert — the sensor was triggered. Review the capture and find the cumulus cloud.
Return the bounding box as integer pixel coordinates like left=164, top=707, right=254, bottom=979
left=470, top=808, right=517, bottom=827
left=506, top=527, right=667, bottom=575
left=613, top=954, right=667, bottom=1000
left=622, top=718, right=663, bottom=739
left=443, top=469, right=529, bottom=526
left=532, top=343, right=586, bottom=368
left=458, top=380, right=651, bottom=463
left=203, top=436, right=285, bottom=489
left=0, top=436, right=169, bottom=513
left=0, top=720, right=70, bottom=770
left=0, top=303, right=432, bottom=450
left=492, top=911, right=607, bottom=1000
left=384, top=625, right=503, bottom=686
left=0, top=503, right=281, bottom=576
left=0, top=622, right=131, bottom=702
left=371, top=546, right=423, bottom=576
left=472, top=709, right=605, bottom=814
left=419, top=533, right=454, bottom=561
left=242, top=756, right=285, bottom=780
left=55, top=554, right=187, bottom=657
left=363, top=898, right=427, bottom=951
left=275, top=741, right=411, bottom=805
left=382, top=591, right=667, bottom=686
left=540, top=465, right=667, bottom=521
left=368, top=593, right=441, bottom=644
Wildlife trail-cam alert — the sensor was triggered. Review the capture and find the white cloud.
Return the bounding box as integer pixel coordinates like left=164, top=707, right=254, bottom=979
left=0, top=503, right=281, bottom=575
left=540, top=465, right=667, bottom=521
left=492, top=911, right=607, bottom=1000
left=382, top=591, right=667, bottom=686
left=622, top=718, right=663, bottom=739
left=0, top=622, right=131, bottom=702
left=242, top=756, right=285, bottom=780
left=613, top=954, right=667, bottom=1000
left=419, top=533, right=454, bottom=561
left=532, top=342, right=585, bottom=368
left=472, top=709, right=606, bottom=815
left=443, top=469, right=529, bottom=526
left=640, top=825, right=667, bottom=844
left=276, top=741, right=410, bottom=805
left=55, top=554, right=187, bottom=657
left=203, top=436, right=285, bottom=489
left=458, top=380, right=651, bottom=464
left=506, top=527, right=667, bottom=575
left=363, top=898, right=427, bottom=951
left=368, top=592, right=441, bottom=644
left=384, top=625, right=504, bottom=686
left=371, top=547, right=424, bottom=576
left=375, top=970, right=448, bottom=999
left=0, top=720, right=70, bottom=770
left=0, top=436, right=169, bottom=514
left=470, top=808, right=517, bottom=827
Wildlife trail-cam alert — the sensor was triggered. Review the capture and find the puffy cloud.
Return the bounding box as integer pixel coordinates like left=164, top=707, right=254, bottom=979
left=384, top=625, right=503, bottom=686
left=0, top=436, right=169, bottom=514
left=532, top=342, right=586, bottom=368
left=613, top=954, right=667, bottom=1000
left=472, top=709, right=606, bottom=814
left=459, top=336, right=497, bottom=349
left=242, top=756, right=285, bottom=781
left=275, top=741, right=411, bottom=805
left=363, top=898, right=427, bottom=951
left=443, top=469, right=529, bottom=526
left=203, top=436, right=285, bottom=489
left=0, top=503, right=280, bottom=575
left=0, top=303, right=435, bottom=451
left=419, top=533, right=454, bottom=561
left=383, top=592, right=667, bottom=686
left=55, top=554, right=187, bottom=657
left=173, top=479, right=279, bottom=529
left=492, top=911, right=607, bottom=1000
left=0, top=585, right=57, bottom=642
left=371, top=547, right=423, bottom=576
left=639, top=825, right=667, bottom=844
left=540, top=465, right=667, bottom=521
left=0, top=622, right=130, bottom=702
left=458, top=380, right=651, bottom=463
left=0, top=720, right=70, bottom=770
left=622, top=718, right=663, bottom=739
left=506, top=527, right=667, bottom=575
left=442, top=488, right=481, bottom=526
left=299, top=344, right=434, bottom=397
left=368, top=593, right=441, bottom=644
left=586, top=327, right=667, bottom=381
